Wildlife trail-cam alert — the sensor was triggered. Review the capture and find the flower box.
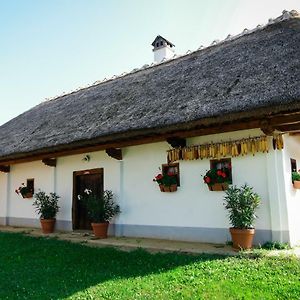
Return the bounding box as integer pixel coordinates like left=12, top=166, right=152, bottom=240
left=203, top=162, right=231, bottom=192
left=22, top=192, right=33, bottom=199
left=159, top=184, right=177, bottom=192
left=15, top=183, right=34, bottom=199
left=208, top=183, right=228, bottom=191
left=292, top=172, right=300, bottom=189
left=293, top=180, right=300, bottom=189
left=154, top=171, right=178, bottom=193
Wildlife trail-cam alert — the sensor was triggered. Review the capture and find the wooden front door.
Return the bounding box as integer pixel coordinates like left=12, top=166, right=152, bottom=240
left=72, top=168, right=104, bottom=230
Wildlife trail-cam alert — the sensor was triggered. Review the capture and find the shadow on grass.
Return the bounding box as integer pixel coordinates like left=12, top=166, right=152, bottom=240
left=0, top=231, right=228, bottom=299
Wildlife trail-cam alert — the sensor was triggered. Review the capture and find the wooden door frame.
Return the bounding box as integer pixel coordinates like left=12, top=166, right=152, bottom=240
left=72, top=168, right=103, bottom=230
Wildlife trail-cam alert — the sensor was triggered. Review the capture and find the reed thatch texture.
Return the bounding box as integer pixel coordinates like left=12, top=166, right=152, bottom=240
left=0, top=14, right=299, bottom=161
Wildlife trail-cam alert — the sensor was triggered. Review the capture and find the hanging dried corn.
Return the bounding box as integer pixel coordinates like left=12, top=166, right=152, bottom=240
left=167, top=135, right=283, bottom=162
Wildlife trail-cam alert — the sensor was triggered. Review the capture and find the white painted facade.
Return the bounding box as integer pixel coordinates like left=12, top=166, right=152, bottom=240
left=0, top=128, right=299, bottom=246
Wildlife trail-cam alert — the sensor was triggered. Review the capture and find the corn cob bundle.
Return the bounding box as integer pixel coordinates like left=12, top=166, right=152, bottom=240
left=275, top=134, right=284, bottom=150
left=166, top=135, right=277, bottom=162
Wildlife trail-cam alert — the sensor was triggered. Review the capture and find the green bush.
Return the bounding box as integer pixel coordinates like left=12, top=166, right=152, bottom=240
left=81, top=190, right=120, bottom=223
left=261, top=241, right=291, bottom=250
left=292, top=172, right=300, bottom=182
left=33, top=191, right=60, bottom=219
left=223, top=184, right=260, bottom=229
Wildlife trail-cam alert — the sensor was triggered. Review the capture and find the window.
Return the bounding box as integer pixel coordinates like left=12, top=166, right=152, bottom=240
left=210, top=158, right=232, bottom=184
left=27, top=178, right=34, bottom=194
left=291, top=158, right=297, bottom=173
left=162, top=163, right=180, bottom=186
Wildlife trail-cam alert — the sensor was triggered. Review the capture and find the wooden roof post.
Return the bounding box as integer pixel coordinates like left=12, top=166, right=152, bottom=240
left=0, top=165, right=10, bottom=173
left=166, top=137, right=186, bottom=148
left=105, top=148, right=122, bottom=160
left=42, top=158, right=57, bottom=167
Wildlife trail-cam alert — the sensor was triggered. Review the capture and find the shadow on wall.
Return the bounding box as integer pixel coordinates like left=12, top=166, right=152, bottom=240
left=0, top=232, right=227, bottom=299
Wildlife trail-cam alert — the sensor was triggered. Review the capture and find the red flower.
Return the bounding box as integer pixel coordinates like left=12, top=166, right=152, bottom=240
left=204, top=176, right=211, bottom=184
left=221, top=173, right=227, bottom=178
left=217, top=170, right=223, bottom=176
left=155, top=174, right=163, bottom=180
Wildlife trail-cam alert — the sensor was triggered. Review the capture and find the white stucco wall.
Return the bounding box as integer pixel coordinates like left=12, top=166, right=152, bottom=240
left=0, top=172, right=8, bottom=224
left=282, top=135, right=300, bottom=246
left=119, top=129, right=271, bottom=242
left=2, top=128, right=292, bottom=244
left=7, top=161, right=54, bottom=221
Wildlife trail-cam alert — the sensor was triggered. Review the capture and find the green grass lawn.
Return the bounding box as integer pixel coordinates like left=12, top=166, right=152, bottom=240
left=0, top=232, right=299, bottom=299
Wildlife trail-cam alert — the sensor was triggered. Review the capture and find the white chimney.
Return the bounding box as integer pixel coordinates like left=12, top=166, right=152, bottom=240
left=152, top=35, right=175, bottom=63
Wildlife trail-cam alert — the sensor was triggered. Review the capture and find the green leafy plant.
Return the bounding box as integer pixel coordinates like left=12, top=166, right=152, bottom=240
left=223, top=184, right=260, bottom=229
left=203, top=166, right=231, bottom=186
left=292, top=171, right=300, bottom=182
left=261, top=241, right=291, bottom=250
left=80, top=190, right=120, bottom=223
left=153, top=173, right=177, bottom=187
left=33, top=191, right=60, bottom=219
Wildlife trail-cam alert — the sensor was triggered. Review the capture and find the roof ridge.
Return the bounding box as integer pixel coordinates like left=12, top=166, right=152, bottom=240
left=43, top=9, right=299, bottom=103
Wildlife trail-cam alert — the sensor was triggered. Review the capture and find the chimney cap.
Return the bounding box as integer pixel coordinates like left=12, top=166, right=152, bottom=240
left=151, top=35, right=175, bottom=48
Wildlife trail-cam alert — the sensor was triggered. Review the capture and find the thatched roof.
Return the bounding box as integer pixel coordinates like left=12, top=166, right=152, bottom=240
left=1, top=11, right=300, bottom=162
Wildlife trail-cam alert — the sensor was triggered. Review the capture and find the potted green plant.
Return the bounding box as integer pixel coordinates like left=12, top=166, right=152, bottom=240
left=223, top=184, right=260, bottom=250
left=292, top=171, right=300, bottom=189
left=153, top=173, right=177, bottom=192
left=80, top=189, right=120, bottom=238
left=15, top=183, right=33, bottom=199
left=203, top=166, right=231, bottom=191
left=32, top=191, right=60, bottom=234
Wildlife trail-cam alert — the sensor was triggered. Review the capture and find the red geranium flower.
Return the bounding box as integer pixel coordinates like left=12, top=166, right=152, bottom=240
left=217, top=170, right=223, bottom=176
left=204, top=176, right=211, bottom=184
left=155, top=174, right=163, bottom=180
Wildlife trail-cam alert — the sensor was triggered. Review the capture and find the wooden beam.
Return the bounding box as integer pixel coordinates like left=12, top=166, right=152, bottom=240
left=289, top=132, right=300, bottom=136
left=166, top=137, right=186, bottom=148
left=260, top=120, right=274, bottom=136
left=274, top=122, right=300, bottom=132
left=0, top=165, right=10, bottom=173
left=105, top=148, right=122, bottom=160
left=268, top=113, right=300, bottom=126
left=42, top=158, right=57, bottom=167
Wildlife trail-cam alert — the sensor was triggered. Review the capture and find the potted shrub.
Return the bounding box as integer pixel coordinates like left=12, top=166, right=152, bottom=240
left=15, top=183, right=33, bottom=199
left=223, top=184, right=260, bottom=250
left=153, top=173, right=177, bottom=192
left=203, top=166, right=231, bottom=191
left=80, top=189, right=120, bottom=238
left=292, top=171, right=300, bottom=189
left=32, top=191, right=60, bottom=234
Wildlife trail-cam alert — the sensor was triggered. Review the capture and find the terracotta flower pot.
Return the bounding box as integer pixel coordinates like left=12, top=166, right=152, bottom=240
left=40, top=218, right=56, bottom=234
left=208, top=183, right=228, bottom=191
left=229, top=228, right=255, bottom=250
left=91, top=222, right=109, bottom=238
left=293, top=181, right=300, bottom=189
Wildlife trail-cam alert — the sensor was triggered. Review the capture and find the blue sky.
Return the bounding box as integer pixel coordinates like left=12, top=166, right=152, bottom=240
left=1, top=0, right=299, bottom=125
